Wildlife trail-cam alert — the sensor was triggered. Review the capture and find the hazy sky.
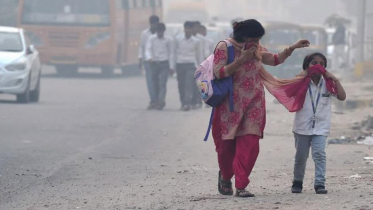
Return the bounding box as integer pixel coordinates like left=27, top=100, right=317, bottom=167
left=163, top=0, right=355, bottom=26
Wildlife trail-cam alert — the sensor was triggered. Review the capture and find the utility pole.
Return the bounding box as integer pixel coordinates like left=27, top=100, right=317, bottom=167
left=357, top=0, right=367, bottom=63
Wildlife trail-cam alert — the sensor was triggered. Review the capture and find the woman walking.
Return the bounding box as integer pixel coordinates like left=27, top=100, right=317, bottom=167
left=212, top=19, right=310, bottom=197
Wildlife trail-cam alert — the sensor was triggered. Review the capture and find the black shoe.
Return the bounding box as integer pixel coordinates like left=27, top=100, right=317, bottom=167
left=182, top=105, right=191, bottom=111
left=235, top=189, right=255, bottom=197
left=315, top=185, right=328, bottom=194
left=291, top=180, right=303, bottom=193
left=218, top=171, right=233, bottom=196
left=156, top=102, right=166, bottom=110
left=146, top=103, right=156, bottom=110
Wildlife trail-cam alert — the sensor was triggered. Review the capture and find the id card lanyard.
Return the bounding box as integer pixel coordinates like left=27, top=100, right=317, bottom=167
left=308, top=80, right=323, bottom=129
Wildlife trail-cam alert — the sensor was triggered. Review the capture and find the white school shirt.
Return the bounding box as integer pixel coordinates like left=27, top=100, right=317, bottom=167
left=195, top=33, right=211, bottom=62
left=173, top=34, right=201, bottom=66
left=145, top=34, right=174, bottom=69
left=138, top=28, right=153, bottom=59
left=205, top=36, right=215, bottom=56
left=293, top=77, right=333, bottom=136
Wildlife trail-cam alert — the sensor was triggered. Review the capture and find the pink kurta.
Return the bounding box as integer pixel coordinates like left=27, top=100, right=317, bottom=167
left=212, top=38, right=292, bottom=140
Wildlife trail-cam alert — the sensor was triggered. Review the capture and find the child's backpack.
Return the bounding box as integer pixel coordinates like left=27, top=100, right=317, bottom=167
left=194, top=40, right=235, bottom=141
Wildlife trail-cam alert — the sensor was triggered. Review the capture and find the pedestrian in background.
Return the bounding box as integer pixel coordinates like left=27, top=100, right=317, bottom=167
left=139, top=15, right=160, bottom=110
left=332, top=23, right=346, bottom=71
left=174, top=21, right=201, bottom=111
left=199, top=25, right=214, bottom=57
left=193, top=21, right=210, bottom=62
left=145, top=23, right=174, bottom=110
left=191, top=21, right=207, bottom=109
left=197, top=24, right=215, bottom=108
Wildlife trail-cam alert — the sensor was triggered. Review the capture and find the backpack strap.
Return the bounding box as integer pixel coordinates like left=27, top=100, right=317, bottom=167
left=204, top=107, right=215, bottom=141
left=204, top=40, right=235, bottom=141
left=224, top=40, right=235, bottom=64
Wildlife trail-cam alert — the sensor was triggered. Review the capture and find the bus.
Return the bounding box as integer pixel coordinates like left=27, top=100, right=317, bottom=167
left=18, top=0, right=163, bottom=76
left=302, top=25, right=328, bottom=55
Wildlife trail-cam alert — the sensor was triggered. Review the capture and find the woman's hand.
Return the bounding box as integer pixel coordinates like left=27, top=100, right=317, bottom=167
left=238, top=44, right=257, bottom=63
left=290, top=39, right=310, bottom=50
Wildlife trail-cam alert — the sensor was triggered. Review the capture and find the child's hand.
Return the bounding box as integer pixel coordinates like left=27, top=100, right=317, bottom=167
left=290, top=39, right=310, bottom=50
left=325, top=72, right=338, bottom=82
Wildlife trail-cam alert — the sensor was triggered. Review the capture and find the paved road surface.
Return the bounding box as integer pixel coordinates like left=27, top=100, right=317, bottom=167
left=0, top=67, right=372, bottom=210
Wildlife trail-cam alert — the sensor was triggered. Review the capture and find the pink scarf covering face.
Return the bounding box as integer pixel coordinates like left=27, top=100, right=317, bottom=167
left=260, top=64, right=338, bottom=112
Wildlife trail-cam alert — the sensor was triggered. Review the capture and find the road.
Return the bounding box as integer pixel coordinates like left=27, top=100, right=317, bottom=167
left=0, top=67, right=372, bottom=210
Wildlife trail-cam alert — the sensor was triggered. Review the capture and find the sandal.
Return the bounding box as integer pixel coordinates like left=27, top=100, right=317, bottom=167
left=235, top=189, right=255, bottom=198
left=218, top=171, right=233, bottom=195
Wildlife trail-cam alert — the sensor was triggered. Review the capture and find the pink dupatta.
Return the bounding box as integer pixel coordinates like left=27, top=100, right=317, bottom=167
left=260, top=64, right=338, bottom=112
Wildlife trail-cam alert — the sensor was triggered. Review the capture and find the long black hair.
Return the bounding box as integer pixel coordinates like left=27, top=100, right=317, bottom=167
left=302, top=52, right=327, bottom=70
left=233, top=19, right=265, bottom=42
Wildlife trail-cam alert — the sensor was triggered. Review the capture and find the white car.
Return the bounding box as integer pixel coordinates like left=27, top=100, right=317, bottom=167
left=0, top=26, right=41, bottom=103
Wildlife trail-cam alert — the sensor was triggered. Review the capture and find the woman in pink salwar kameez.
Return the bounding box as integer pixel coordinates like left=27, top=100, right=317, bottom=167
left=212, top=19, right=310, bottom=197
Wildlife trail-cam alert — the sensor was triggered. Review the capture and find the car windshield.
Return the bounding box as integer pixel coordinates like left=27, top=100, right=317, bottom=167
left=21, top=0, right=110, bottom=27
left=0, top=32, right=23, bottom=52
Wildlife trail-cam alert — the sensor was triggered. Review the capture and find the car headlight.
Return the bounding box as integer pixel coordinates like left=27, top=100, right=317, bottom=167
left=5, top=58, right=27, bottom=71
left=84, top=32, right=111, bottom=49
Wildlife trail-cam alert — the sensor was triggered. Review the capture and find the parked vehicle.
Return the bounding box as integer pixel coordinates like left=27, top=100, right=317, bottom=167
left=0, top=26, right=41, bottom=103
left=302, top=25, right=328, bottom=55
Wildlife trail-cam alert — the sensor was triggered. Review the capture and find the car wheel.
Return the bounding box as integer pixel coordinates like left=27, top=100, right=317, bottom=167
left=30, top=76, right=40, bottom=102
left=17, top=76, right=30, bottom=104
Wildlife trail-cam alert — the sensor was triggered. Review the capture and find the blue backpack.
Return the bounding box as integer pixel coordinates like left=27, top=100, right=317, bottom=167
left=195, top=40, right=235, bottom=141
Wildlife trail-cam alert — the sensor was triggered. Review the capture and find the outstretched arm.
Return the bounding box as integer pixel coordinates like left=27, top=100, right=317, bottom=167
left=262, top=39, right=310, bottom=66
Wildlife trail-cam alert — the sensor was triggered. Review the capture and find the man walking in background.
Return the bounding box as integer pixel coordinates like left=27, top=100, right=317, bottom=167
left=174, top=21, right=201, bottom=111
left=332, top=23, right=346, bottom=72
left=139, top=15, right=160, bottom=110
left=194, top=22, right=211, bottom=60
left=191, top=21, right=207, bottom=109
left=145, top=23, right=174, bottom=110
left=199, top=25, right=214, bottom=57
